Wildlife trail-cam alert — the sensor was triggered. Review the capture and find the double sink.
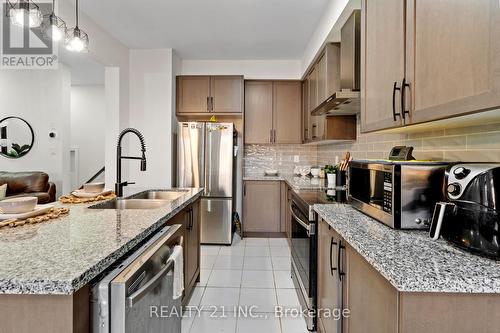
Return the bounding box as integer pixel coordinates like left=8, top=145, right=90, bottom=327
left=88, top=190, right=188, bottom=210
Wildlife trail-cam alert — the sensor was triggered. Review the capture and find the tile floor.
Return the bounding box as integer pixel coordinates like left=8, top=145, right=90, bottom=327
left=182, top=237, right=310, bottom=333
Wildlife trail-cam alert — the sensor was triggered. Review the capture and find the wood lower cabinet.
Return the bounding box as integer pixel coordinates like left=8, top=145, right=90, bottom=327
left=243, top=181, right=281, bottom=233
left=244, top=80, right=302, bottom=144
left=345, top=244, right=398, bottom=333
left=177, top=75, right=243, bottom=115
left=318, top=218, right=500, bottom=333
left=318, top=220, right=345, bottom=333
left=166, top=199, right=200, bottom=303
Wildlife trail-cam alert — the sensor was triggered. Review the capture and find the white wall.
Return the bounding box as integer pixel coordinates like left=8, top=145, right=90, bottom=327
left=181, top=59, right=302, bottom=79
left=301, top=0, right=350, bottom=76
left=127, top=49, right=175, bottom=189
left=70, top=85, right=106, bottom=186
left=0, top=67, right=71, bottom=197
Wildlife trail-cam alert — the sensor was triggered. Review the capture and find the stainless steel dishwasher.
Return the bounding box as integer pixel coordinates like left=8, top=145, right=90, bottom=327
left=92, top=224, right=183, bottom=333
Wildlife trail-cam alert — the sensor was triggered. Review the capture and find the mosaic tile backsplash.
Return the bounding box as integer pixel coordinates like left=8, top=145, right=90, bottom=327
left=317, top=116, right=500, bottom=166
left=244, top=115, right=500, bottom=176
left=244, top=144, right=317, bottom=176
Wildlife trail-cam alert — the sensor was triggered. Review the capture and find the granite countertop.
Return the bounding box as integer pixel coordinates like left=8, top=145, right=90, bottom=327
left=314, top=204, right=500, bottom=293
left=243, top=173, right=329, bottom=191
left=0, top=188, right=203, bottom=295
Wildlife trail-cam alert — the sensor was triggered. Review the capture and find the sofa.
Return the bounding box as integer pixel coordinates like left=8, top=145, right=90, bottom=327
left=0, top=171, right=56, bottom=204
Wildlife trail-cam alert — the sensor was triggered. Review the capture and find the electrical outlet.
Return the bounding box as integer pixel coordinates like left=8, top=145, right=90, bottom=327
left=335, top=156, right=339, bottom=164
left=294, top=155, right=300, bottom=163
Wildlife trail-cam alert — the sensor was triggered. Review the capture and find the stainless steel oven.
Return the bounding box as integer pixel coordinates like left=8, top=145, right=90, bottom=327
left=289, top=190, right=317, bottom=332
left=92, top=224, right=183, bottom=333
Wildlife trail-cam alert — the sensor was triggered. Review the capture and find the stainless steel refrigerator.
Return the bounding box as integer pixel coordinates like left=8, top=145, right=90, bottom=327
left=177, top=122, right=235, bottom=245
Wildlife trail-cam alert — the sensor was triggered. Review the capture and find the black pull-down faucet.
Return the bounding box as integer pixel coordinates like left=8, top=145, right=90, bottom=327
left=115, top=128, right=147, bottom=197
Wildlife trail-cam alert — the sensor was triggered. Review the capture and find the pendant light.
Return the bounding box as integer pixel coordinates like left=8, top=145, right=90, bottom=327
left=65, top=0, right=88, bottom=52
left=7, top=0, right=43, bottom=28
left=42, top=0, right=66, bottom=41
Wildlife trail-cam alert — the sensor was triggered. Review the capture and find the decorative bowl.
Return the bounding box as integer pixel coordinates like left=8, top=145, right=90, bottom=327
left=83, top=182, right=105, bottom=193
left=0, top=197, right=38, bottom=214
left=311, top=168, right=320, bottom=178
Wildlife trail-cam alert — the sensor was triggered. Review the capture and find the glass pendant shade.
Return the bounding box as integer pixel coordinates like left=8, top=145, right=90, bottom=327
left=65, top=27, right=88, bottom=52
left=65, top=0, right=89, bottom=53
left=8, top=0, right=43, bottom=28
left=42, top=13, right=66, bottom=41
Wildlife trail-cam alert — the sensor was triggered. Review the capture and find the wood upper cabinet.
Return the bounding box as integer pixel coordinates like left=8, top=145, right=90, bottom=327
left=406, top=0, right=500, bottom=124
left=302, top=80, right=310, bottom=142
left=211, top=76, right=244, bottom=113
left=308, top=66, right=319, bottom=111
left=244, top=81, right=273, bottom=144
left=243, top=181, right=280, bottom=233
left=274, top=81, right=302, bottom=143
left=361, top=0, right=405, bottom=132
left=177, top=75, right=243, bottom=115
left=244, top=80, right=302, bottom=144
left=317, top=53, right=328, bottom=103
left=177, top=76, right=211, bottom=114
left=361, top=0, right=500, bottom=132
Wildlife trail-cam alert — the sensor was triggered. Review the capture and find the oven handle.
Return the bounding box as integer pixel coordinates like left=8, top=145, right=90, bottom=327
left=126, top=259, right=175, bottom=307
left=330, top=237, right=337, bottom=276
left=289, top=200, right=313, bottom=236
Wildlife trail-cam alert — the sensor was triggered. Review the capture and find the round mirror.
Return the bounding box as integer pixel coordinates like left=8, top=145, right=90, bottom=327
left=0, top=116, right=34, bottom=159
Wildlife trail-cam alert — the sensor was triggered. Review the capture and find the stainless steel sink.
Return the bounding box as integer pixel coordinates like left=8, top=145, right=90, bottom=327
left=130, top=190, right=188, bottom=201
left=88, top=199, right=170, bottom=210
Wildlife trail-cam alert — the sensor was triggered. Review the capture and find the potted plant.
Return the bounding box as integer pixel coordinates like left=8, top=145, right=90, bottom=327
left=324, top=164, right=338, bottom=187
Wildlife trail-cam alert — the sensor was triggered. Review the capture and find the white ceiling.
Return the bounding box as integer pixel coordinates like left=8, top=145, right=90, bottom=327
left=79, top=0, right=330, bottom=60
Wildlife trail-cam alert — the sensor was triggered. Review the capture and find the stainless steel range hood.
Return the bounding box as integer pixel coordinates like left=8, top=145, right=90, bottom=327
left=312, top=10, right=360, bottom=115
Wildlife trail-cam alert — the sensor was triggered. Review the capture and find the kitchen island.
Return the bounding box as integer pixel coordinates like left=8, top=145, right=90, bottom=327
left=314, top=203, right=500, bottom=333
left=0, top=188, right=203, bottom=333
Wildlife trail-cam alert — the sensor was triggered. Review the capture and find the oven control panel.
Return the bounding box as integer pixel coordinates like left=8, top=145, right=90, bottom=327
left=383, top=172, right=393, bottom=213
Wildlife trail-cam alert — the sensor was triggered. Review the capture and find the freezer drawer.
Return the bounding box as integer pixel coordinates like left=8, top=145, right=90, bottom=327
left=201, top=198, right=233, bottom=245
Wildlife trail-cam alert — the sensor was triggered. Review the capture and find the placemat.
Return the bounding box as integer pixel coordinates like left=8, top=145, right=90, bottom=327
left=59, top=192, right=116, bottom=204
left=0, top=207, right=70, bottom=229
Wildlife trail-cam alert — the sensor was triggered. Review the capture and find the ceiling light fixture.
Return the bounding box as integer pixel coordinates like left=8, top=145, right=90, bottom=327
left=42, top=0, right=66, bottom=41
left=65, top=0, right=88, bottom=52
left=7, top=0, right=43, bottom=28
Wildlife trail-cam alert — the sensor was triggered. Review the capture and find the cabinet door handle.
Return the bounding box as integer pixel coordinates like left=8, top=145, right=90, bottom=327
left=401, top=78, right=410, bottom=120
left=337, top=241, right=345, bottom=281
left=392, top=82, right=402, bottom=121
left=207, top=97, right=210, bottom=112
left=190, top=208, right=194, bottom=229
left=273, top=129, right=276, bottom=143
left=330, top=237, right=337, bottom=276
left=210, top=97, right=214, bottom=112
left=270, top=129, right=273, bottom=143
left=243, top=183, right=246, bottom=196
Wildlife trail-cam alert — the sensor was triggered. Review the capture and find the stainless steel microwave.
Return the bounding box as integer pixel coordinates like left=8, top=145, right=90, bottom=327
left=348, top=160, right=450, bottom=229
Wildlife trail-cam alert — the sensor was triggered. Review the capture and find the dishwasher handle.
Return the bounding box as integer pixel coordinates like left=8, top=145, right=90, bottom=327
left=126, top=259, right=174, bottom=307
